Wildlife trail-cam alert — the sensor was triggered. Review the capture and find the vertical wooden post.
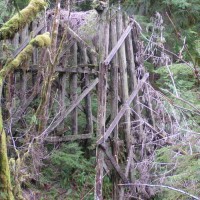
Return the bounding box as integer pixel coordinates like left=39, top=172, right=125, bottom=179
left=131, top=21, right=146, bottom=189
left=81, top=47, right=93, bottom=134
left=124, top=15, right=138, bottom=193
left=117, top=12, right=131, bottom=150
left=70, top=42, right=78, bottom=135
left=32, top=20, right=38, bottom=66
left=110, top=9, right=120, bottom=199
left=19, top=24, right=28, bottom=104
left=21, top=24, right=28, bottom=44
left=12, top=33, right=19, bottom=52
left=20, top=69, right=27, bottom=104
left=59, top=72, right=66, bottom=112
left=58, top=47, right=69, bottom=133
left=124, top=14, right=136, bottom=94
left=95, top=63, right=108, bottom=200
left=32, top=20, right=38, bottom=84
left=95, top=6, right=110, bottom=200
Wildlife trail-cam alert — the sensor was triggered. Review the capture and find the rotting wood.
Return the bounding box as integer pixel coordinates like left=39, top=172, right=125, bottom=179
left=97, top=73, right=149, bottom=145
left=58, top=71, right=67, bottom=127
left=57, top=40, right=69, bottom=133
left=119, top=146, right=137, bottom=199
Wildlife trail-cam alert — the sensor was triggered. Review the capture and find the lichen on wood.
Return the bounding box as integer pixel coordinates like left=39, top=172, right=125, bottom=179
left=0, top=0, right=47, bottom=40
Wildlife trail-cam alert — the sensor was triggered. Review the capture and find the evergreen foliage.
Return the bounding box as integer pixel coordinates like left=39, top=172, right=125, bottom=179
left=118, top=1, right=200, bottom=198
left=122, top=0, right=200, bottom=61
left=0, top=1, right=199, bottom=199
left=40, top=142, right=111, bottom=199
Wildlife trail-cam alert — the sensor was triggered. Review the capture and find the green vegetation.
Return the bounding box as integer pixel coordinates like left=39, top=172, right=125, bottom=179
left=120, top=1, right=200, bottom=199
left=0, top=0, right=199, bottom=199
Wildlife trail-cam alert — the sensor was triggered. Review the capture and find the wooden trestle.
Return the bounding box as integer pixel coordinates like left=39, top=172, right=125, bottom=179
left=0, top=8, right=149, bottom=199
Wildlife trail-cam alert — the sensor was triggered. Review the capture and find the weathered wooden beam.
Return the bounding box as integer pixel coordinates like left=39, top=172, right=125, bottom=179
left=44, top=133, right=92, bottom=143
left=104, top=20, right=133, bottom=65
left=97, top=73, right=149, bottom=145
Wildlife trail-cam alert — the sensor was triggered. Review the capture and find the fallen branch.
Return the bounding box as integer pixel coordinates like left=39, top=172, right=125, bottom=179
left=119, top=183, right=200, bottom=200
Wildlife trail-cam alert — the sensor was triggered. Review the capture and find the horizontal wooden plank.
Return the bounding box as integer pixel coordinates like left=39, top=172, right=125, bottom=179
left=15, top=65, right=98, bottom=74
left=56, top=66, right=98, bottom=74
left=45, top=133, right=92, bottom=143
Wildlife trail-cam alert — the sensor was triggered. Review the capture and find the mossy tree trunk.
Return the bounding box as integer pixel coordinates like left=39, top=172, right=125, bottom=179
left=0, top=33, right=50, bottom=199
left=0, top=79, right=14, bottom=199
left=36, top=0, right=63, bottom=133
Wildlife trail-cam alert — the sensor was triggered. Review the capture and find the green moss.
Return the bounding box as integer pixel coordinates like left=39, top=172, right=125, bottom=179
left=30, top=32, right=51, bottom=47
left=0, top=109, right=14, bottom=200
left=0, top=0, right=47, bottom=40
left=0, top=32, right=51, bottom=77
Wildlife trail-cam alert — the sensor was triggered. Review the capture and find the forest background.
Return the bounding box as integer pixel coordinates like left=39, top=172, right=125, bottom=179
left=0, top=0, right=199, bottom=199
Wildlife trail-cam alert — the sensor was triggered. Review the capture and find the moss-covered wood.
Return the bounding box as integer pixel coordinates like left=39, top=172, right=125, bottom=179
left=0, top=0, right=47, bottom=40
left=0, top=32, right=51, bottom=77
left=0, top=106, right=14, bottom=200
left=0, top=32, right=51, bottom=200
